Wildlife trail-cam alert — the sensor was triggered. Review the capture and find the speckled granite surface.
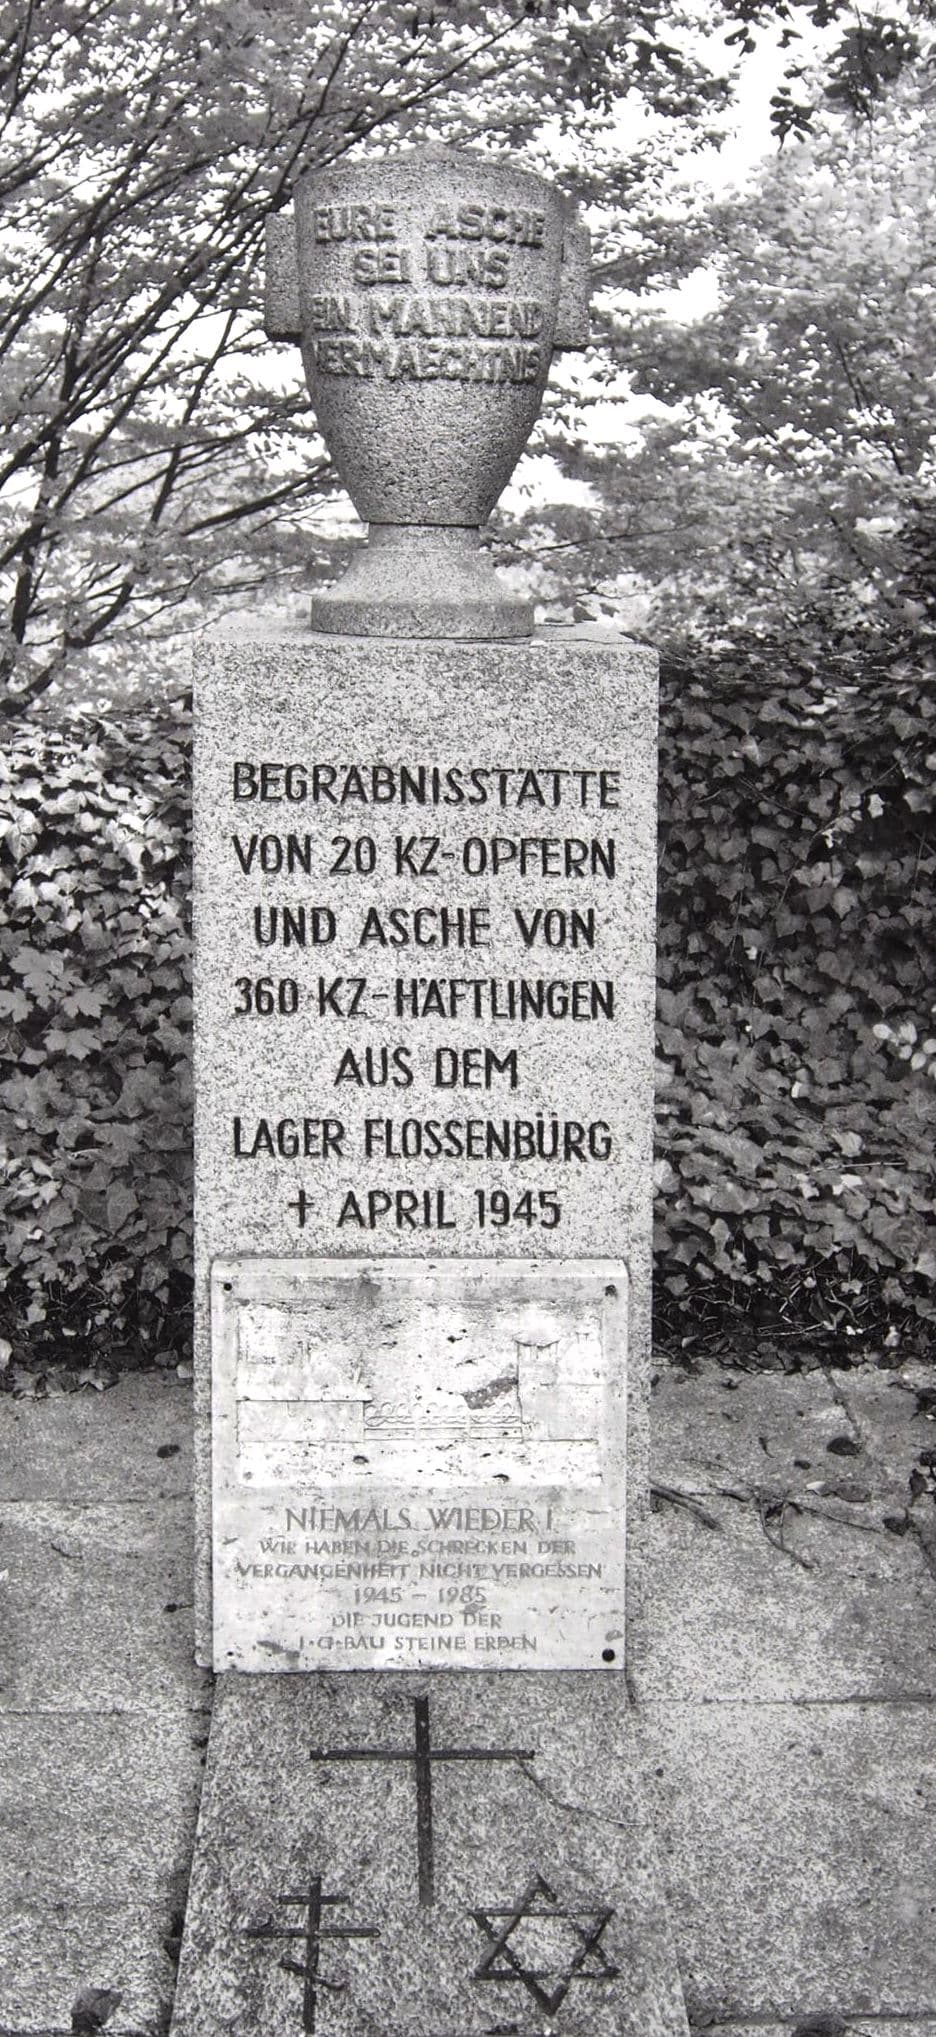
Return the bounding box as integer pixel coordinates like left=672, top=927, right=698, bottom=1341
left=192, top=630, right=659, bottom=1671
left=169, top=1671, right=688, bottom=2037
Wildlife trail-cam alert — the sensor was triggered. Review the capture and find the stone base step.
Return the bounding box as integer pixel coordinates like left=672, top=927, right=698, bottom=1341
left=170, top=1670, right=688, bottom=2037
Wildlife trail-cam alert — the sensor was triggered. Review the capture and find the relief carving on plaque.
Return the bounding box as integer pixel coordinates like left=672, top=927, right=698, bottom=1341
left=233, top=1282, right=606, bottom=1489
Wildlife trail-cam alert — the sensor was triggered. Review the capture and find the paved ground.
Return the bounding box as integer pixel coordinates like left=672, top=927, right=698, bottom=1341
left=0, top=1375, right=210, bottom=2037
left=633, top=1360, right=936, bottom=2032
left=1, top=1358, right=935, bottom=2034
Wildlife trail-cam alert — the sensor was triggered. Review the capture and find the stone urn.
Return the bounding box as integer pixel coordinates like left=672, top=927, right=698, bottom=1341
left=266, top=145, right=590, bottom=639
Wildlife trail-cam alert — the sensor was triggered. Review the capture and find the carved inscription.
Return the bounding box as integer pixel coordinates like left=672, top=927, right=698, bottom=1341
left=226, top=757, right=621, bottom=1239
left=305, top=201, right=549, bottom=384
left=205, top=714, right=634, bottom=1668
left=211, top=1261, right=627, bottom=1671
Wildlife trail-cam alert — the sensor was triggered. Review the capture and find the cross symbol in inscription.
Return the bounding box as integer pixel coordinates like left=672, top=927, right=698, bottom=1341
left=288, top=1186, right=310, bottom=1227
left=310, top=1694, right=535, bottom=1908
left=243, top=1873, right=378, bottom=2035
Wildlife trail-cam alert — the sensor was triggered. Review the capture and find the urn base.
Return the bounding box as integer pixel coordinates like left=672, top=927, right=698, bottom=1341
left=308, top=523, right=533, bottom=640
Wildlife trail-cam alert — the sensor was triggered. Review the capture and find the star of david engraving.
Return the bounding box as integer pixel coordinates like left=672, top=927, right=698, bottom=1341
left=242, top=1873, right=378, bottom=2033
left=470, top=1872, right=619, bottom=2017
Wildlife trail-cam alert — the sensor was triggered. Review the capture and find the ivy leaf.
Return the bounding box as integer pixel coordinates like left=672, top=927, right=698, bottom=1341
left=44, top=1028, right=98, bottom=1060
left=0, top=987, right=31, bottom=1020
left=106, top=1183, right=140, bottom=1233
left=61, top=987, right=106, bottom=1019
left=9, top=948, right=66, bottom=997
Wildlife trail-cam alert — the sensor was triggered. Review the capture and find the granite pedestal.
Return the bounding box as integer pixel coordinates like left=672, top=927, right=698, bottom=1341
left=192, top=627, right=658, bottom=1673
left=175, top=624, right=686, bottom=2034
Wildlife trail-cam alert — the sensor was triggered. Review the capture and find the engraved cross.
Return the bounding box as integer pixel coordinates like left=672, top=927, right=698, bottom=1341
left=310, top=1695, right=534, bottom=1907
left=243, top=1874, right=378, bottom=2034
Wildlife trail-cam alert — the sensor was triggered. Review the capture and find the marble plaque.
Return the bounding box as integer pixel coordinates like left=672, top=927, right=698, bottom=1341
left=212, top=1256, right=626, bottom=1673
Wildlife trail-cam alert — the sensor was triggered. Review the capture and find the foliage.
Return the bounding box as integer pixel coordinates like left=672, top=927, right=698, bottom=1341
left=517, top=48, right=936, bottom=651
left=0, top=0, right=745, bottom=712
left=0, top=703, right=192, bottom=1365
left=655, top=629, right=935, bottom=1365
left=2, top=0, right=923, bottom=710
left=1, top=651, right=932, bottom=1372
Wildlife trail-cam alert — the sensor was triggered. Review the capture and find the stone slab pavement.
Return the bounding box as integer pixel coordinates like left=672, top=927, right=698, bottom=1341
left=1, top=1357, right=935, bottom=2033
left=633, top=1357, right=936, bottom=2032
left=0, top=1374, right=211, bottom=2037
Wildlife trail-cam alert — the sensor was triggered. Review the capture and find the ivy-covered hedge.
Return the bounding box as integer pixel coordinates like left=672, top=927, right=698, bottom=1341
left=0, top=644, right=933, bottom=1374
left=656, top=639, right=935, bottom=1363
left=0, top=708, right=192, bottom=1369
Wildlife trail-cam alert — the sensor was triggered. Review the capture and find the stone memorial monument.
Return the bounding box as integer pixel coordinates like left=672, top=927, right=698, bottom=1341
left=171, top=144, right=688, bottom=2037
